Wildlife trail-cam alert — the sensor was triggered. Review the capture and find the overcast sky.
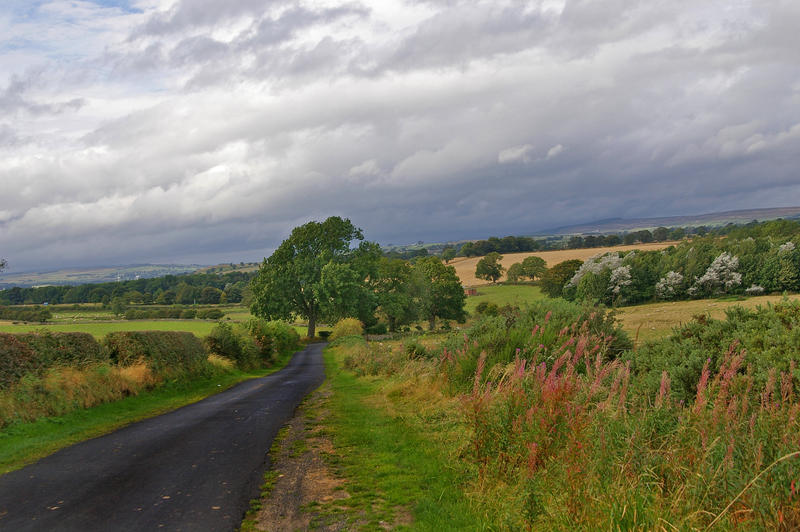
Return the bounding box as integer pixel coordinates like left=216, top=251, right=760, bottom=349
left=1, top=0, right=799, bottom=271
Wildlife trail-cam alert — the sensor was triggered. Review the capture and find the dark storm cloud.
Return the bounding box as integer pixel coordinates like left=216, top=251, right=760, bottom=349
left=1, top=0, right=800, bottom=272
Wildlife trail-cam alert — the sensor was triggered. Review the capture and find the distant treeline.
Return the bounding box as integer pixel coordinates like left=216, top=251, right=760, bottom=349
left=442, top=223, right=763, bottom=258
left=0, top=271, right=255, bottom=306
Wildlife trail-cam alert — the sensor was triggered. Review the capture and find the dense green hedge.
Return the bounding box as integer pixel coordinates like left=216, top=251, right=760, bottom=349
left=123, top=308, right=223, bottom=320
left=205, top=323, right=261, bottom=369
left=0, top=333, right=38, bottom=389
left=15, top=331, right=106, bottom=369
left=245, top=319, right=301, bottom=361
left=0, top=306, right=51, bottom=323
left=103, top=331, right=207, bottom=375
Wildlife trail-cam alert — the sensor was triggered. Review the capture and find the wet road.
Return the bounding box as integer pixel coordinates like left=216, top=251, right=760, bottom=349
left=0, top=343, right=325, bottom=531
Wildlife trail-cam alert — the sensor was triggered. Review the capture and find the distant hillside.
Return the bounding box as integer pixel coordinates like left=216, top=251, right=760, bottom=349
left=196, top=262, right=260, bottom=274
left=539, top=206, right=800, bottom=236
left=0, top=264, right=205, bottom=289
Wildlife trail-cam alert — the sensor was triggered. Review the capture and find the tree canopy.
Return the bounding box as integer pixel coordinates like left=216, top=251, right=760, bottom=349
left=475, top=252, right=505, bottom=283
left=540, top=259, right=583, bottom=298
left=250, top=216, right=379, bottom=337
left=412, top=256, right=466, bottom=330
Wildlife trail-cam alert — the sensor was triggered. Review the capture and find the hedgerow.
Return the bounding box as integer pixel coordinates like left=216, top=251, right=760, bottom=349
left=103, top=331, right=207, bottom=376
left=205, top=322, right=261, bottom=370
left=0, top=333, right=38, bottom=389
left=245, top=319, right=300, bottom=361
left=15, top=331, right=106, bottom=370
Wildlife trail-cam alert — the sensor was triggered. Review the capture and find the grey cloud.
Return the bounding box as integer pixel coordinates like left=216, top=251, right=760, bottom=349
left=0, top=73, right=85, bottom=116
left=2, top=0, right=800, bottom=272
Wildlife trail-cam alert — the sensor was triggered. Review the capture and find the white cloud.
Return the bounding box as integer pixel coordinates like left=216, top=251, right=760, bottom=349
left=546, top=144, right=564, bottom=159
left=498, top=144, right=534, bottom=164
left=1, top=0, right=800, bottom=271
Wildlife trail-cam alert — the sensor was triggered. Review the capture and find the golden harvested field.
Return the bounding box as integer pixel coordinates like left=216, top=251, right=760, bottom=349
left=451, top=242, right=678, bottom=287
left=618, top=293, right=800, bottom=344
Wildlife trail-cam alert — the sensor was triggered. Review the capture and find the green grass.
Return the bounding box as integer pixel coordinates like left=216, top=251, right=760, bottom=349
left=319, top=343, right=483, bottom=530
left=465, top=283, right=544, bottom=313
left=0, top=320, right=218, bottom=338
left=0, top=353, right=295, bottom=475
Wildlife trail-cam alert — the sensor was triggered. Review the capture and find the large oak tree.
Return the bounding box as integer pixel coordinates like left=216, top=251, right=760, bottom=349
left=250, top=217, right=378, bottom=337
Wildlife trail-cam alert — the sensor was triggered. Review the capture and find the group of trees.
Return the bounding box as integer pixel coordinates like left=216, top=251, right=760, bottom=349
left=539, top=221, right=800, bottom=306
left=459, top=236, right=544, bottom=257
left=474, top=254, right=549, bottom=284
left=0, top=271, right=253, bottom=307
left=251, top=217, right=466, bottom=336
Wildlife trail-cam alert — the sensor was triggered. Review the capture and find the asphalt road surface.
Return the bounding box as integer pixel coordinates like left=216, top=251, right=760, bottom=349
left=0, top=342, right=326, bottom=531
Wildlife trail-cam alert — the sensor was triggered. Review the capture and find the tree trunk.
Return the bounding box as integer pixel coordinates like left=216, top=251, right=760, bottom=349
left=428, top=315, right=436, bottom=331
left=307, top=313, right=316, bottom=339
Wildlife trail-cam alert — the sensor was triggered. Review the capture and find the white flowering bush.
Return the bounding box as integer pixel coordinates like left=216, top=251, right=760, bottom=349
left=689, top=252, right=742, bottom=296
left=655, top=271, right=684, bottom=300
left=609, top=265, right=632, bottom=296
left=745, top=284, right=765, bottom=296
left=567, top=253, right=623, bottom=287
left=779, top=241, right=795, bottom=254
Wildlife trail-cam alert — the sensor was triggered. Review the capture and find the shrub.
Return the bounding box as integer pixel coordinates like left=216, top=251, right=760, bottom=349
left=180, top=309, right=197, bottom=319
left=626, top=299, right=800, bottom=403
left=0, top=362, right=159, bottom=427
left=197, top=309, right=224, bottom=320
left=15, top=331, right=106, bottom=370
left=475, top=301, right=499, bottom=316
left=366, top=322, right=388, bottom=335
left=205, top=322, right=260, bottom=369
left=0, top=333, right=38, bottom=389
left=103, top=331, right=207, bottom=376
left=404, top=338, right=430, bottom=359
left=440, top=300, right=632, bottom=392
left=330, top=318, right=364, bottom=341
left=0, top=306, right=52, bottom=323
left=245, top=319, right=301, bottom=362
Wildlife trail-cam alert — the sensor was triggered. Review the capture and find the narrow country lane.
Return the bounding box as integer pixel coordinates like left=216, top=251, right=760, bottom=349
left=0, top=343, right=326, bottom=532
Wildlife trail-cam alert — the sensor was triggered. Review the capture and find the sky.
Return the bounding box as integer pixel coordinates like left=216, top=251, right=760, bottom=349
left=1, top=0, right=799, bottom=272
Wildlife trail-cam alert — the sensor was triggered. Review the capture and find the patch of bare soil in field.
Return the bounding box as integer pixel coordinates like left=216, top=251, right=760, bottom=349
left=250, top=387, right=354, bottom=531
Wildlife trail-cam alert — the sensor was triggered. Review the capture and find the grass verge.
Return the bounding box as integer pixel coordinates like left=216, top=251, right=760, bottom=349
left=316, top=341, right=482, bottom=531
left=0, top=351, right=295, bottom=475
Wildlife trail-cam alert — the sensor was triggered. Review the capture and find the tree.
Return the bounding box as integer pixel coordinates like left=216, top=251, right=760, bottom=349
left=653, top=227, right=669, bottom=241
left=199, top=286, right=223, bottom=304
left=156, top=289, right=177, bottom=305
left=250, top=217, right=378, bottom=338
left=375, top=258, right=417, bottom=331
left=475, top=252, right=504, bottom=283
left=175, top=283, right=196, bottom=305
left=668, top=227, right=686, bottom=240
left=521, top=256, right=547, bottom=280
left=316, top=251, right=380, bottom=327
left=411, top=256, right=466, bottom=330
left=441, top=247, right=457, bottom=263
left=540, top=259, right=583, bottom=298
left=506, top=262, right=525, bottom=282
left=0, top=258, right=6, bottom=273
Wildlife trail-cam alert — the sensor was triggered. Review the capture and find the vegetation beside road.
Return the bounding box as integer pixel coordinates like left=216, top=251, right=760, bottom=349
left=0, top=319, right=304, bottom=472
left=309, top=300, right=800, bottom=529
left=0, top=359, right=292, bottom=475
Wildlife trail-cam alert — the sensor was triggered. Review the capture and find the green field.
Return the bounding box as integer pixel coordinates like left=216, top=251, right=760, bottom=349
left=0, top=318, right=330, bottom=339
left=0, top=320, right=218, bottom=338
left=464, top=283, right=544, bottom=313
